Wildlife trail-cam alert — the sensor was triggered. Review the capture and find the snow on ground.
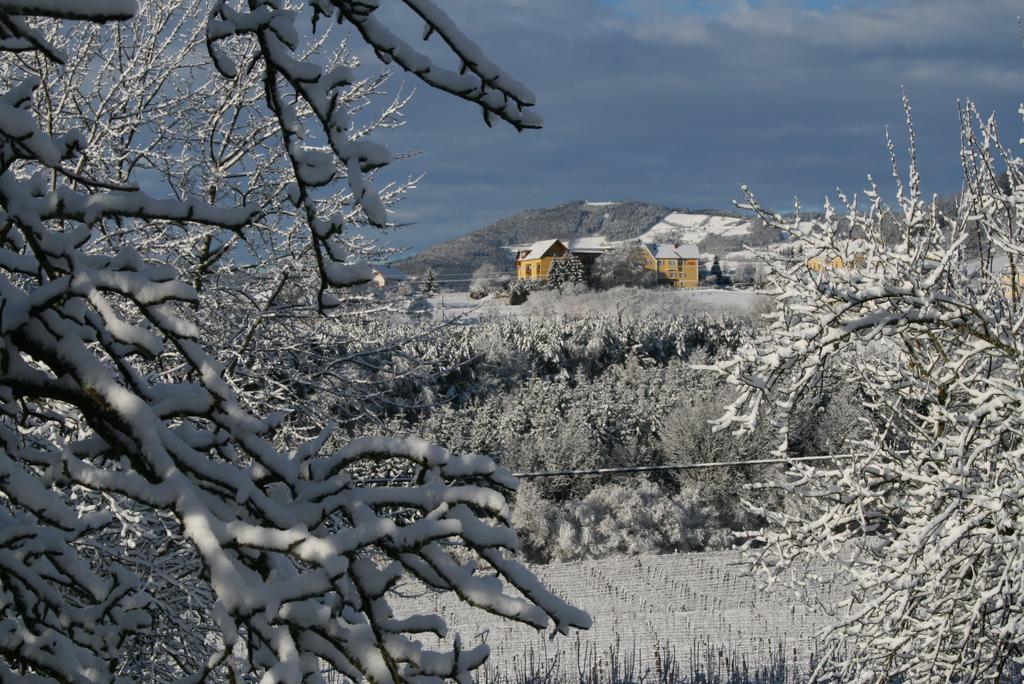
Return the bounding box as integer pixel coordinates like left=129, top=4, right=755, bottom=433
left=425, top=292, right=520, bottom=321
left=585, top=201, right=619, bottom=207
left=640, top=213, right=753, bottom=244
left=724, top=248, right=759, bottom=262
left=674, top=288, right=767, bottom=313
left=392, top=550, right=839, bottom=673
left=425, top=287, right=769, bottom=322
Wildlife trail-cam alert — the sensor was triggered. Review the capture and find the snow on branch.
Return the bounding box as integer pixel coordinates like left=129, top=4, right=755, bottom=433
left=335, top=0, right=541, bottom=130
left=0, top=1, right=585, bottom=681
left=206, top=0, right=541, bottom=306
left=0, top=1, right=135, bottom=20
left=715, top=98, right=1024, bottom=680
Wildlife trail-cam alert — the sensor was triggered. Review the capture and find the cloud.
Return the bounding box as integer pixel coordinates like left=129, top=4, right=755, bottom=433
left=358, top=0, right=1024, bottom=253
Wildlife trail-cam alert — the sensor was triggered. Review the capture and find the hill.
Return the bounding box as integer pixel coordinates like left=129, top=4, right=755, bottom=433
left=395, top=201, right=782, bottom=279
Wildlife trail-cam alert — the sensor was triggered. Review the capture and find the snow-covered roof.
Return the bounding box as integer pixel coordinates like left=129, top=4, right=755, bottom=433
left=507, top=236, right=618, bottom=258
left=522, top=239, right=565, bottom=261
left=566, top=236, right=617, bottom=253
left=641, top=242, right=699, bottom=260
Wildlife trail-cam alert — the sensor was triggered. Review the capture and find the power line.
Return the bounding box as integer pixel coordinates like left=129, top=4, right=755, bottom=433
left=353, top=454, right=858, bottom=485
left=511, top=454, right=857, bottom=479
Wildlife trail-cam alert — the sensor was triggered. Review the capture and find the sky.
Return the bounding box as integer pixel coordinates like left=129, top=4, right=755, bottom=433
left=360, top=0, right=1024, bottom=256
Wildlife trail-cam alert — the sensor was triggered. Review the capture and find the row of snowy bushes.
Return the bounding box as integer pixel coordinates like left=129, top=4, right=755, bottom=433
left=215, top=288, right=858, bottom=565
left=229, top=295, right=862, bottom=564
left=261, top=307, right=751, bottom=437
left=327, top=308, right=861, bottom=563
left=394, top=351, right=863, bottom=563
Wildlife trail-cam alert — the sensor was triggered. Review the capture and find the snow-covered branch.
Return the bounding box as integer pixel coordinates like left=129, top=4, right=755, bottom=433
left=716, top=96, right=1024, bottom=681
left=0, top=2, right=586, bottom=681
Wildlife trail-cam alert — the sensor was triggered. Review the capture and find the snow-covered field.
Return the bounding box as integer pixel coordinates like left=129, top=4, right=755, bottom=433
left=639, top=213, right=753, bottom=244
left=393, top=550, right=839, bottom=674
left=427, top=287, right=769, bottom=321
left=673, top=288, right=767, bottom=313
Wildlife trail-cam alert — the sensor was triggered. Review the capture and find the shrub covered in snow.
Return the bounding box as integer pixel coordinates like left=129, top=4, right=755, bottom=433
left=513, top=479, right=745, bottom=563
left=469, top=262, right=509, bottom=299
left=508, top=279, right=529, bottom=305
left=716, top=95, right=1024, bottom=680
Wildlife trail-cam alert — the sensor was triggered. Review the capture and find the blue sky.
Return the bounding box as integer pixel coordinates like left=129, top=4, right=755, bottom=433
left=360, top=0, right=1024, bottom=255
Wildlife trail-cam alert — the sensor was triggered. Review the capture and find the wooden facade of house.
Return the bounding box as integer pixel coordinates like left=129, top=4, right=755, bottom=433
left=638, top=242, right=700, bottom=288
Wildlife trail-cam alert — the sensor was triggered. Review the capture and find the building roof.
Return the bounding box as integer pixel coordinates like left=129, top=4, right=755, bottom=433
left=521, top=239, right=565, bottom=261
left=641, top=242, right=699, bottom=260
left=566, top=236, right=617, bottom=253
left=508, top=236, right=618, bottom=258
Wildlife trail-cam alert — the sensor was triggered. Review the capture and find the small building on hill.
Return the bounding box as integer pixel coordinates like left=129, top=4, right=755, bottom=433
left=514, top=239, right=570, bottom=281
left=806, top=255, right=845, bottom=272
left=638, top=242, right=700, bottom=288
left=512, top=236, right=620, bottom=281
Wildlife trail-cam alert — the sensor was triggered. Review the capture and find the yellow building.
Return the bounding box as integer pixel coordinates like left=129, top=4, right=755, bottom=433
left=807, top=255, right=845, bottom=272
left=1001, top=272, right=1024, bottom=300
left=638, top=242, right=700, bottom=288
left=514, top=239, right=570, bottom=281
left=807, top=254, right=865, bottom=272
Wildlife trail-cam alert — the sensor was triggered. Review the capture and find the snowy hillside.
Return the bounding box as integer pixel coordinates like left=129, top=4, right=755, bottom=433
left=640, top=212, right=754, bottom=244
left=396, top=200, right=674, bottom=277
left=396, top=201, right=786, bottom=280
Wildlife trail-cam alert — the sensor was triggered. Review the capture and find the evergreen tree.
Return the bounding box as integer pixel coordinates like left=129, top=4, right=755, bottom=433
left=709, top=255, right=723, bottom=285
left=421, top=267, right=440, bottom=295
left=509, top=279, right=529, bottom=305
left=548, top=254, right=587, bottom=291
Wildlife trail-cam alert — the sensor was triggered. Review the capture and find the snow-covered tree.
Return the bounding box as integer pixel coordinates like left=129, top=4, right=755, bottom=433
left=546, top=254, right=586, bottom=291
left=468, top=262, right=506, bottom=299
left=715, top=95, right=1024, bottom=680
left=507, top=278, right=528, bottom=305
left=0, top=0, right=442, bottom=449
left=0, top=2, right=589, bottom=681
left=420, top=267, right=440, bottom=295
left=708, top=255, right=723, bottom=285
left=591, top=241, right=650, bottom=289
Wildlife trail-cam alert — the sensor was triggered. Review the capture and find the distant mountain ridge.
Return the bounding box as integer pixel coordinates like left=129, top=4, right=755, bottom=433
left=395, top=200, right=782, bottom=277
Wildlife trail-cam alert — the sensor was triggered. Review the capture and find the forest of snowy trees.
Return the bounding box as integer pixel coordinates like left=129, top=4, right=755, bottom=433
left=4, top=1, right=1024, bottom=683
